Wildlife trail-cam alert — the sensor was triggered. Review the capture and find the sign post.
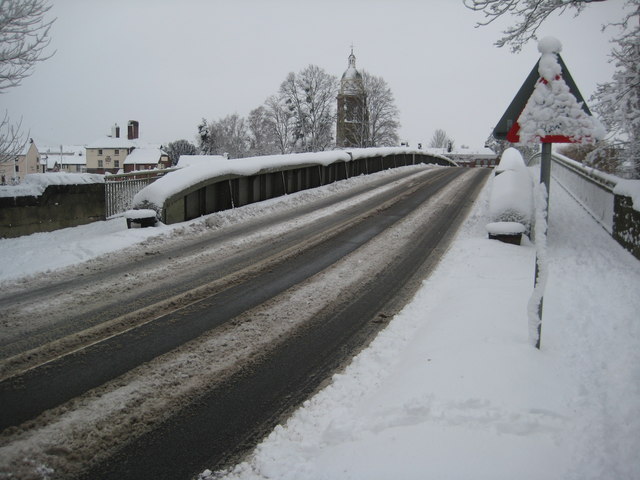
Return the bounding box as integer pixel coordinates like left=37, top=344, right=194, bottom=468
left=492, top=37, right=604, bottom=349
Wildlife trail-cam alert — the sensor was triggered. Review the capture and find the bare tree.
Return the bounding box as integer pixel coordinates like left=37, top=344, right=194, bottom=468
left=0, top=111, right=26, bottom=163
left=265, top=94, right=295, bottom=154
left=248, top=105, right=282, bottom=156
left=197, top=114, right=250, bottom=159
left=429, top=129, right=455, bottom=150
left=362, top=71, right=400, bottom=147
left=280, top=65, right=338, bottom=152
left=0, top=0, right=54, bottom=166
left=592, top=2, right=640, bottom=178
left=463, top=0, right=607, bottom=52
left=164, top=139, right=197, bottom=166
left=0, top=0, right=54, bottom=92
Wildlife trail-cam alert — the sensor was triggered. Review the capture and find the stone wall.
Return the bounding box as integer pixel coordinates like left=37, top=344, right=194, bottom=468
left=613, top=194, right=640, bottom=260
left=0, top=184, right=105, bottom=238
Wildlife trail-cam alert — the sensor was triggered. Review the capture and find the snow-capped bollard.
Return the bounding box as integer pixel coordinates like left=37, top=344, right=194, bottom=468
left=486, top=222, right=526, bottom=245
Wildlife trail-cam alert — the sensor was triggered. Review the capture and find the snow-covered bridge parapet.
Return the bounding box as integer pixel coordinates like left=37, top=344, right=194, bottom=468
left=0, top=174, right=105, bottom=238
left=132, top=147, right=455, bottom=225
left=530, top=152, right=640, bottom=260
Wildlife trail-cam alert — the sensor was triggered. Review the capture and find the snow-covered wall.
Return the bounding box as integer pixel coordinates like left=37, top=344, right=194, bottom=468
left=551, top=154, right=616, bottom=232
left=539, top=152, right=640, bottom=260
left=0, top=179, right=105, bottom=238
left=133, top=148, right=454, bottom=224
left=0, top=173, right=103, bottom=199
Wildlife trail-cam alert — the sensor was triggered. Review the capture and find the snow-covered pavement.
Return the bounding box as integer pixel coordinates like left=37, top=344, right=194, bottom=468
left=205, top=176, right=640, bottom=480
left=1, top=167, right=638, bottom=480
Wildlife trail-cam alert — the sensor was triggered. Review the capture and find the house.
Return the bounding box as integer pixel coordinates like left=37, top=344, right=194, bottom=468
left=40, top=145, right=87, bottom=173
left=86, top=121, right=169, bottom=174
left=0, top=139, right=43, bottom=184
left=86, top=121, right=139, bottom=174
left=123, top=146, right=170, bottom=172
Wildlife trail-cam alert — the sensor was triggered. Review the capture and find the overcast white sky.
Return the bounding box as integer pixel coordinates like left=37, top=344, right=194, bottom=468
left=2, top=0, right=628, bottom=150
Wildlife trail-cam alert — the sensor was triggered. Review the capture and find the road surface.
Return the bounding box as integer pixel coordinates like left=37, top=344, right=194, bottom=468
left=0, top=165, right=489, bottom=479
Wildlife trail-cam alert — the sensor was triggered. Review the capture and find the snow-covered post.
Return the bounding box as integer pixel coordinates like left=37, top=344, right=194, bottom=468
left=532, top=141, right=552, bottom=349
left=518, top=37, right=605, bottom=349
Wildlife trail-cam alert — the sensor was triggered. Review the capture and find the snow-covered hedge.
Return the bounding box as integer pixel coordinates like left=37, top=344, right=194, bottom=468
left=0, top=173, right=104, bottom=198
left=495, top=148, right=526, bottom=174
left=488, top=149, right=533, bottom=231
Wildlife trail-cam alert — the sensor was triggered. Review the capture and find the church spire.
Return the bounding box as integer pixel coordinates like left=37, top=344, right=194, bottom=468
left=348, top=47, right=356, bottom=69
left=337, top=47, right=369, bottom=148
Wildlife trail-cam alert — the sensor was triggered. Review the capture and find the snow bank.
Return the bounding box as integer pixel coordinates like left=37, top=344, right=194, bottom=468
left=0, top=173, right=104, bottom=198
left=134, top=148, right=446, bottom=211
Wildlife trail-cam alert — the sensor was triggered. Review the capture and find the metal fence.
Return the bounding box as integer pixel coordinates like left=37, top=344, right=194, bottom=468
left=530, top=152, right=618, bottom=233
left=105, top=168, right=176, bottom=217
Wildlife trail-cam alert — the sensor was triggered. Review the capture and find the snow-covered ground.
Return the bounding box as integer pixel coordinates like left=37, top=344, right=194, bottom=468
left=1, top=167, right=638, bottom=479
left=204, top=175, right=640, bottom=480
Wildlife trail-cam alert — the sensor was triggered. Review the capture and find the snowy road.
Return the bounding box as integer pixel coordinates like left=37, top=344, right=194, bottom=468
left=0, top=166, right=489, bottom=479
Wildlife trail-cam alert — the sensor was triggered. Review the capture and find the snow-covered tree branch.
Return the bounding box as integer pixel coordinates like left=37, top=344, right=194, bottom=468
left=1, top=0, right=54, bottom=169
left=0, top=0, right=55, bottom=93
left=463, top=0, right=607, bottom=52
left=591, top=2, right=640, bottom=177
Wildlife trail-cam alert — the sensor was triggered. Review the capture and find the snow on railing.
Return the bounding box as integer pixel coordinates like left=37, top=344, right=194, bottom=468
left=530, top=152, right=617, bottom=233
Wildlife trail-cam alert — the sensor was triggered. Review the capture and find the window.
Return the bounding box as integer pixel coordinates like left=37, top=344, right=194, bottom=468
left=114, top=160, right=120, bottom=168
left=115, top=149, right=120, bottom=155
left=15, top=165, right=19, bottom=172
left=98, top=149, right=103, bottom=155
left=98, top=160, right=103, bottom=168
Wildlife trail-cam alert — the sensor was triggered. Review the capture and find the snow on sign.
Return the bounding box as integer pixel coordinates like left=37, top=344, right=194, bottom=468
left=493, top=37, right=604, bottom=144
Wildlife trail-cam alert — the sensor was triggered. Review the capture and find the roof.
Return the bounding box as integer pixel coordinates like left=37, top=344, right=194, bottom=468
left=87, top=136, right=140, bottom=149
left=123, top=147, right=166, bottom=165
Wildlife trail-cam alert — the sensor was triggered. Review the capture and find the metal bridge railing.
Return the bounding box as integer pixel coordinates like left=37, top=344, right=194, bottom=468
left=529, top=152, right=618, bottom=233
left=105, top=168, right=177, bottom=218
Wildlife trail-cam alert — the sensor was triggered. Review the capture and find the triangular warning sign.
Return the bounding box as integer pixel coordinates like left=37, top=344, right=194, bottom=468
left=493, top=55, right=593, bottom=144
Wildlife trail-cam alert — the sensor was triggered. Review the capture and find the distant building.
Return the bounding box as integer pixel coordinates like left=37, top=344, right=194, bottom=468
left=123, top=146, right=170, bottom=173
left=0, top=139, right=43, bottom=184
left=85, top=120, right=169, bottom=174
left=444, top=147, right=499, bottom=168
left=336, top=49, right=369, bottom=148
left=40, top=145, right=86, bottom=173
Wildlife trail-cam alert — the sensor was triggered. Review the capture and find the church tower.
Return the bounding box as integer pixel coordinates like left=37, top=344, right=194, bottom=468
left=337, top=49, right=369, bottom=148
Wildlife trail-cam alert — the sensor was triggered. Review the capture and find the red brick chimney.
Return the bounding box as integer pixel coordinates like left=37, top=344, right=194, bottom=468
left=127, top=120, right=139, bottom=140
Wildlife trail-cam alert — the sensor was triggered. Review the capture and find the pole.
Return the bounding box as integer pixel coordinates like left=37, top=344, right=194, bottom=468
left=534, top=142, right=552, bottom=349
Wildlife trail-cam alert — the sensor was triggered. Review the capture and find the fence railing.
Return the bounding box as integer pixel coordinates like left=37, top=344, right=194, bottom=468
left=105, top=168, right=177, bottom=218
left=529, top=152, right=618, bottom=233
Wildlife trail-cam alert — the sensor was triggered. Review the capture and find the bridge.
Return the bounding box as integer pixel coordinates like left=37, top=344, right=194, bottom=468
left=131, top=148, right=456, bottom=224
